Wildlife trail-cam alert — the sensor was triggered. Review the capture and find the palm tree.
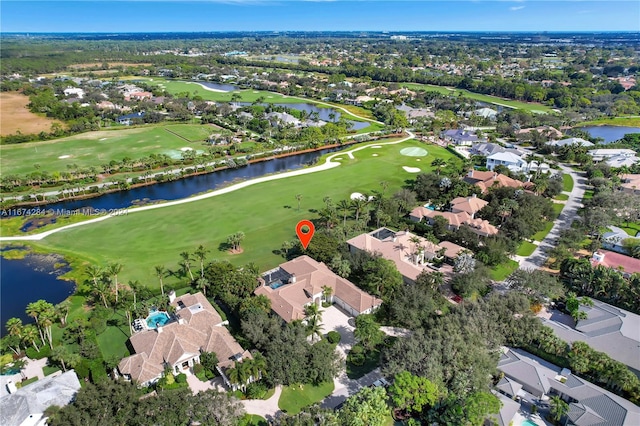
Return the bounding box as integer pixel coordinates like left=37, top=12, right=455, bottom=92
left=6, top=318, right=23, bottom=353
left=55, top=300, right=71, bottom=327
left=196, top=277, right=210, bottom=297
left=322, top=285, right=333, bottom=304
left=227, top=232, right=245, bottom=252
left=351, top=196, right=369, bottom=222
left=154, top=265, right=166, bottom=296
left=22, top=325, right=40, bottom=352
left=50, top=346, right=80, bottom=372
left=107, top=262, right=123, bottom=303
left=26, top=300, right=46, bottom=346
left=550, top=395, right=569, bottom=423
left=194, top=245, right=210, bottom=278
left=295, top=194, right=303, bottom=212
left=431, top=158, right=446, bottom=175
left=179, top=252, right=195, bottom=281
left=337, top=199, right=351, bottom=228
left=304, top=303, right=324, bottom=343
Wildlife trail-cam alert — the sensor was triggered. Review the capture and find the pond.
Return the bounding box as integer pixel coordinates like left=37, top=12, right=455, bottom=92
left=24, top=146, right=345, bottom=213
left=196, top=81, right=239, bottom=92
left=580, top=126, right=640, bottom=144
left=0, top=253, right=75, bottom=337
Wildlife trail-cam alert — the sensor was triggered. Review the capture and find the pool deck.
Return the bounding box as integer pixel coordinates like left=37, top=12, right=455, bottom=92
left=512, top=410, right=552, bottom=426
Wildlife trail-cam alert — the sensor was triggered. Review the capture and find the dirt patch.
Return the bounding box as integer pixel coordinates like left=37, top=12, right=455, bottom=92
left=228, top=248, right=244, bottom=255
left=0, top=92, right=63, bottom=136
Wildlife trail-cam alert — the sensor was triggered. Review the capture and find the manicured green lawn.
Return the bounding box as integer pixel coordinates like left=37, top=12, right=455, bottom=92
left=582, top=190, right=594, bottom=201
left=0, top=124, right=219, bottom=175
left=579, top=116, right=640, bottom=127
left=400, top=82, right=553, bottom=113
left=35, top=140, right=461, bottom=287
left=531, top=203, right=564, bottom=241
left=239, top=415, right=268, bottom=426
left=95, top=314, right=131, bottom=360
left=17, top=377, right=39, bottom=388
left=489, top=259, right=519, bottom=281
left=43, top=366, right=61, bottom=376
left=278, top=382, right=335, bottom=414
left=516, top=241, right=537, bottom=257
left=554, top=194, right=569, bottom=201
left=165, top=123, right=230, bottom=142
left=562, top=173, right=574, bottom=193
left=347, top=348, right=381, bottom=380
left=621, top=222, right=640, bottom=237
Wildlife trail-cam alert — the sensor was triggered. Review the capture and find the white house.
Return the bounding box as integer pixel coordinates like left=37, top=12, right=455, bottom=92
left=547, top=137, right=594, bottom=147
left=63, top=87, right=85, bottom=99
left=486, top=152, right=528, bottom=172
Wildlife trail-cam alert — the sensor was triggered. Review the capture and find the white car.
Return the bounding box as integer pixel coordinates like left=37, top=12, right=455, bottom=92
left=372, top=378, right=390, bottom=388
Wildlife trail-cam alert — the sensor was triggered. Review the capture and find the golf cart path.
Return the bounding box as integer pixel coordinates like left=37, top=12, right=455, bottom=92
left=0, top=131, right=415, bottom=242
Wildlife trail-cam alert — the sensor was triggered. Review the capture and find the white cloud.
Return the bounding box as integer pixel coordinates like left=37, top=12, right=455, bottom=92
left=510, top=5, right=526, bottom=10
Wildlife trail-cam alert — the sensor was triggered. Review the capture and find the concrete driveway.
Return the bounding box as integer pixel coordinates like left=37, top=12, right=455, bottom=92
left=322, top=305, right=356, bottom=359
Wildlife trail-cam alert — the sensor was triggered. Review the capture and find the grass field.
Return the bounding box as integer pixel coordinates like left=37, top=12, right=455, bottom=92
left=579, top=116, right=640, bottom=127
left=239, top=415, right=268, bottom=426
left=490, top=259, right=519, bottom=281
left=33, top=140, right=461, bottom=287
left=0, top=124, right=221, bottom=175
left=531, top=203, right=564, bottom=242
left=516, top=241, right=538, bottom=257
left=562, top=173, right=574, bottom=193
left=554, top=194, right=569, bottom=201
left=621, top=222, right=640, bottom=237
left=400, top=82, right=554, bottom=113
left=0, top=92, right=64, bottom=136
left=278, top=382, right=334, bottom=414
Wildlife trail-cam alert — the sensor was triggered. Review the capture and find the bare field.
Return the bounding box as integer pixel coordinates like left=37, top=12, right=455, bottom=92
left=0, top=92, right=62, bottom=136
left=67, top=62, right=152, bottom=70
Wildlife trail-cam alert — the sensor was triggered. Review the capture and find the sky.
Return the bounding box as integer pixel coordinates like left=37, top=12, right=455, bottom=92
left=1, top=1, right=639, bottom=33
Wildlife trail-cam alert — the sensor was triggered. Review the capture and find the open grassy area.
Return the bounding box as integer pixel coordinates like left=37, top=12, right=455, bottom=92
left=33, top=140, right=460, bottom=287
left=0, top=124, right=220, bottom=176
left=399, top=82, right=553, bottom=113
left=621, top=222, right=640, bottom=237
left=516, top=241, right=537, bottom=257
left=346, top=348, right=381, bottom=380
left=278, top=381, right=334, bottom=414
left=95, top=312, right=131, bottom=360
left=239, top=415, right=268, bottom=426
left=554, top=194, right=569, bottom=201
left=562, top=173, right=574, bottom=193
left=489, top=259, right=519, bottom=281
left=531, top=203, right=564, bottom=241
left=579, top=116, right=640, bottom=127
left=0, top=92, right=64, bottom=136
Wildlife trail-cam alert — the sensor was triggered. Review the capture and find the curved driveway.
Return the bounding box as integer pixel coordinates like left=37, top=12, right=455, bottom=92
left=0, top=131, right=415, bottom=242
left=519, top=164, right=587, bottom=271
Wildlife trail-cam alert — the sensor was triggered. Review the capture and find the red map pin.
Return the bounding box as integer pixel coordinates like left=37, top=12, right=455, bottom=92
left=296, top=220, right=315, bottom=249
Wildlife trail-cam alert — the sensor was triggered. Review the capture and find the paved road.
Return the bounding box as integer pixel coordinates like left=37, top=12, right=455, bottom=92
left=519, top=164, right=587, bottom=271
left=0, top=131, right=415, bottom=242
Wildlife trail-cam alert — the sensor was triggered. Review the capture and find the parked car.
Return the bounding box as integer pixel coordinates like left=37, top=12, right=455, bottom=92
left=372, top=378, right=390, bottom=388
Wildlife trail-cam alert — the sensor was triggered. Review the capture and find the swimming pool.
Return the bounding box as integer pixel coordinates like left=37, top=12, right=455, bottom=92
left=521, top=420, right=538, bottom=426
left=146, top=311, right=171, bottom=329
left=270, top=280, right=285, bottom=289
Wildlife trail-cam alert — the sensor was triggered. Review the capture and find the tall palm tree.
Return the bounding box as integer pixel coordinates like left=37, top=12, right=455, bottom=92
left=55, top=300, right=71, bottom=327
left=6, top=318, right=23, bottom=353
left=154, top=265, right=166, bottom=296
left=550, top=395, right=569, bottom=423
left=194, top=245, right=209, bottom=279
left=295, top=194, right=303, bottom=212
left=431, top=158, right=446, bottom=175
left=26, top=300, right=46, bottom=345
left=196, top=277, right=210, bottom=297
left=337, top=199, right=351, bottom=228
left=107, top=262, right=123, bottom=303
left=179, top=252, right=195, bottom=281
left=22, top=324, right=40, bottom=352
left=351, top=196, right=369, bottom=222
left=304, top=304, right=324, bottom=343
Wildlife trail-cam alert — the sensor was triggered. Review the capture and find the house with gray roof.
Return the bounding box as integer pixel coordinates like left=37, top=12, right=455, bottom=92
left=602, top=225, right=640, bottom=254
left=441, top=129, right=484, bottom=146
left=486, top=151, right=528, bottom=173
left=542, top=299, right=640, bottom=376
left=497, top=348, right=640, bottom=425
left=0, top=370, right=81, bottom=426
left=547, top=137, right=594, bottom=148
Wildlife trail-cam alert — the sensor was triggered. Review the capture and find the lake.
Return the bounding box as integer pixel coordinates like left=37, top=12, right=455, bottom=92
left=26, top=146, right=344, bottom=213
left=0, top=254, right=75, bottom=337
left=580, top=126, right=640, bottom=144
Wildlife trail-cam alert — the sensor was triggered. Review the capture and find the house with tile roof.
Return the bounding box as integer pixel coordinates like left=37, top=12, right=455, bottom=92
left=0, top=370, right=81, bottom=426
left=542, top=298, right=640, bottom=376
left=463, top=170, right=527, bottom=194
left=117, top=292, right=251, bottom=388
left=347, top=228, right=449, bottom=284
left=450, top=194, right=488, bottom=218
left=410, top=206, right=498, bottom=238
left=591, top=250, right=640, bottom=278
left=619, top=174, right=640, bottom=195
left=497, top=347, right=640, bottom=425
left=255, top=256, right=382, bottom=321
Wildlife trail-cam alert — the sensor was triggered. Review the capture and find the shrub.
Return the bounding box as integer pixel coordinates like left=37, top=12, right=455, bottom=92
left=245, top=381, right=268, bottom=399
left=175, top=373, right=187, bottom=384
left=26, top=346, right=51, bottom=360
left=193, top=364, right=204, bottom=375
left=347, top=344, right=366, bottom=366
left=326, top=331, right=341, bottom=344
left=89, top=360, right=108, bottom=383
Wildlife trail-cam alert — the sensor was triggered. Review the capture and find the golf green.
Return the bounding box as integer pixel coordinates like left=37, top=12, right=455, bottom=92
left=34, top=140, right=461, bottom=288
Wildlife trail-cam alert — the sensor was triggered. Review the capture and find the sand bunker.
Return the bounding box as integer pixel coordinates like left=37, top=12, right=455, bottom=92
left=351, top=192, right=364, bottom=200
left=403, top=166, right=421, bottom=173
left=58, top=155, right=71, bottom=159
left=99, top=138, right=107, bottom=141
left=180, top=147, right=194, bottom=151
left=416, top=159, right=421, bottom=161
left=333, top=157, right=343, bottom=161
left=371, top=145, right=382, bottom=148
left=372, top=154, right=379, bottom=157
left=400, top=147, right=428, bottom=157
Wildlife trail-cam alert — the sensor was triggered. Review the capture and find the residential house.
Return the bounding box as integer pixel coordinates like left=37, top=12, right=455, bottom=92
left=619, top=174, right=640, bottom=195
left=497, top=347, right=640, bottom=425
left=591, top=250, right=640, bottom=278
left=63, top=87, right=85, bottom=99
left=437, top=240, right=466, bottom=264
left=0, top=370, right=81, bottom=426
left=470, top=143, right=524, bottom=158
left=542, top=298, right=640, bottom=376
left=441, top=129, right=483, bottom=146
left=493, top=391, right=521, bottom=426
left=396, top=104, right=434, bottom=123
left=265, top=112, right=300, bottom=128
left=472, top=107, right=498, bottom=120
left=347, top=228, right=447, bottom=284
left=409, top=206, right=499, bottom=237
left=602, top=225, right=640, bottom=254
left=486, top=152, right=528, bottom=173
left=588, top=149, right=637, bottom=162
left=118, top=292, right=251, bottom=388
left=117, top=112, right=145, bottom=125
left=517, top=125, right=563, bottom=139
left=450, top=194, right=488, bottom=218
left=547, top=137, right=594, bottom=148
left=255, top=256, right=382, bottom=321
left=606, top=155, right=640, bottom=168
left=463, top=170, right=527, bottom=194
